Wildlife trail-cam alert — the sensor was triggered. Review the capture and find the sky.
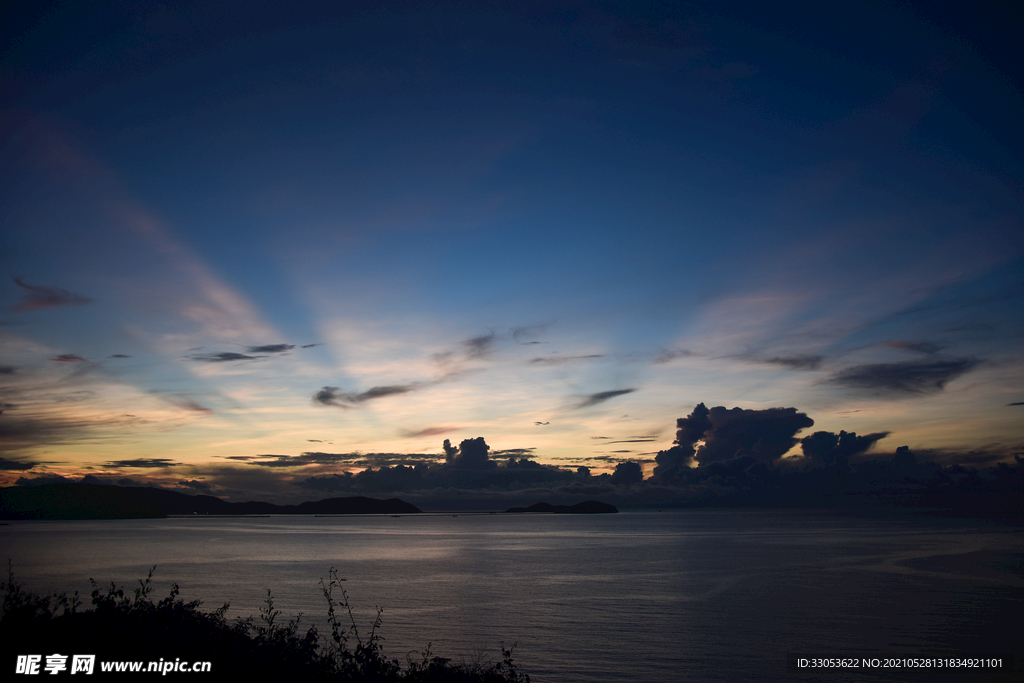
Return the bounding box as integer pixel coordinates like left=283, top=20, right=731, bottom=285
left=1, top=0, right=1022, bottom=505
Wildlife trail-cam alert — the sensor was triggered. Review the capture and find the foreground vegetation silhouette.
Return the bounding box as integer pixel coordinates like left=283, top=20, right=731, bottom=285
left=1, top=564, right=529, bottom=681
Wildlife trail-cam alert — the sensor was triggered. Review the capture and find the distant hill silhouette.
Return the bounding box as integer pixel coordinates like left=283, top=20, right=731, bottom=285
left=505, top=500, right=618, bottom=513
left=0, top=483, right=421, bottom=519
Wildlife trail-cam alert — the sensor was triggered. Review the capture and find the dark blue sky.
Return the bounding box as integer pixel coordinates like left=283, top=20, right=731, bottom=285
left=2, top=0, right=1021, bottom=501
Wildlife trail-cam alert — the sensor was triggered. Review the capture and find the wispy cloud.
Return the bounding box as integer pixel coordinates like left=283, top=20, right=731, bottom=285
left=653, top=348, right=695, bottom=364
left=49, top=354, right=91, bottom=364
left=247, top=344, right=295, bottom=353
left=760, top=355, right=823, bottom=370
left=884, top=341, right=942, bottom=354
left=577, top=388, right=636, bottom=409
left=162, top=396, right=213, bottom=414
left=188, top=352, right=262, bottom=362
left=400, top=426, right=459, bottom=438
left=238, top=451, right=441, bottom=468
left=10, top=277, right=92, bottom=312
left=826, top=358, right=980, bottom=395
left=530, top=354, right=603, bottom=365
left=104, top=458, right=180, bottom=468
left=313, top=384, right=418, bottom=408
left=464, top=332, right=496, bottom=358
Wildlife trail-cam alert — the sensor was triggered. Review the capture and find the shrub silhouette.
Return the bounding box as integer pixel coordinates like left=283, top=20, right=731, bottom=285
left=1, top=563, right=529, bottom=682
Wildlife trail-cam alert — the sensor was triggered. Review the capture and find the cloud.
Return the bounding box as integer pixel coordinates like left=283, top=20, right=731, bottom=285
left=247, top=344, right=295, bottom=353
left=240, top=451, right=441, bottom=468
left=312, top=384, right=418, bottom=408
left=512, top=324, right=550, bottom=344
left=400, top=426, right=459, bottom=438
left=50, top=354, right=90, bottom=363
left=884, top=341, right=942, bottom=354
left=0, top=457, right=35, bottom=471
left=530, top=354, right=603, bottom=365
left=493, top=448, right=536, bottom=458
left=177, top=479, right=213, bottom=491
left=654, top=403, right=814, bottom=476
left=10, top=277, right=92, bottom=311
left=0, top=366, right=15, bottom=374
left=444, top=437, right=494, bottom=469
left=104, top=458, right=180, bottom=468
left=827, top=358, right=979, bottom=395
left=188, top=352, right=261, bottom=362
left=1007, top=402, right=1024, bottom=407
left=301, top=343, right=322, bottom=348
left=464, top=332, right=496, bottom=358
left=799, top=430, right=889, bottom=465
left=162, top=396, right=213, bottom=414
left=577, top=388, right=636, bottom=409
left=654, top=348, right=695, bottom=364
left=107, top=354, right=132, bottom=359
left=760, top=355, right=822, bottom=370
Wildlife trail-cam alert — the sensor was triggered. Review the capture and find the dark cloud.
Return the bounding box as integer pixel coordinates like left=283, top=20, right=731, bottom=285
left=301, top=343, right=322, bottom=348
left=610, top=462, right=643, bottom=486
left=444, top=437, right=494, bottom=469
left=654, top=348, right=695, bottom=364
left=107, top=354, right=131, bottom=359
left=1008, top=402, right=1024, bottom=406
left=104, top=458, right=180, bottom=468
left=247, top=344, right=295, bottom=353
left=799, top=430, right=889, bottom=465
left=0, top=366, right=15, bottom=374
left=884, top=341, right=942, bottom=354
left=761, top=355, right=822, bottom=370
left=0, top=457, right=34, bottom=471
left=577, top=388, right=636, bottom=408
left=313, top=386, right=345, bottom=407
left=50, top=354, right=90, bottom=363
left=242, top=451, right=441, bottom=469
left=401, top=426, right=458, bottom=438
left=464, top=332, right=496, bottom=358
left=827, top=358, right=979, bottom=395
left=696, top=406, right=813, bottom=465
left=654, top=403, right=814, bottom=477
left=357, top=385, right=416, bottom=401
left=535, top=421, right=549, bottom=425
left=189, top=352, right=261, bottom=362
left=654, top=403, right=711, bottom=477
left=16, top=474, right=74, bottom=486
left=177, top=479, right=213, bottom=491
left=313, top=384, right=418, bottom=408
left=530, top=354, right=603, bottom=365
left=10, top=277, right=92, bottom=311
left=493, top=448, right=536, bottom=458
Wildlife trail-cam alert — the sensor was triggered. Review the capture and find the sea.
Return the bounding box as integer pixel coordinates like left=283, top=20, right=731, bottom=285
left=2, top=509, right=1022, bottom=681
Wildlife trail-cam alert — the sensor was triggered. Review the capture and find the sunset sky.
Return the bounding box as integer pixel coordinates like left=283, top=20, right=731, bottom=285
left=2, top=1, right=1021, bottom=503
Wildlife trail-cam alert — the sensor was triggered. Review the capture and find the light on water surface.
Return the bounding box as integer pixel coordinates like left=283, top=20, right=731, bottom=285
left=4, top=510, right=1022, bottom=682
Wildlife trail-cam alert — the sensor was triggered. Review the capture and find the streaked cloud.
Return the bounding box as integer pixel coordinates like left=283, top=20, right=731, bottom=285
left=247, top=344, right=295, bottom=353
left=104, top=458, right=180, bottom=468
left=10, top=277, right=92, bottom=312
left=827, top=358, right=980, bottom=395
left=577, top=389, right=636, bottom=409
left=188, top=352, right=262, bottom=362
left=313, top=384, right=418, bottom=408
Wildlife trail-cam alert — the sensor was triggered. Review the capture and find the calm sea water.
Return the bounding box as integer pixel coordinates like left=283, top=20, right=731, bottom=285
left=3, top=509, right=1022, bottom=681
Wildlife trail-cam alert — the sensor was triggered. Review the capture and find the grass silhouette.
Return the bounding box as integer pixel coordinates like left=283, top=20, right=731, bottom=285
left=2, top=563, right=529, bottom=681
